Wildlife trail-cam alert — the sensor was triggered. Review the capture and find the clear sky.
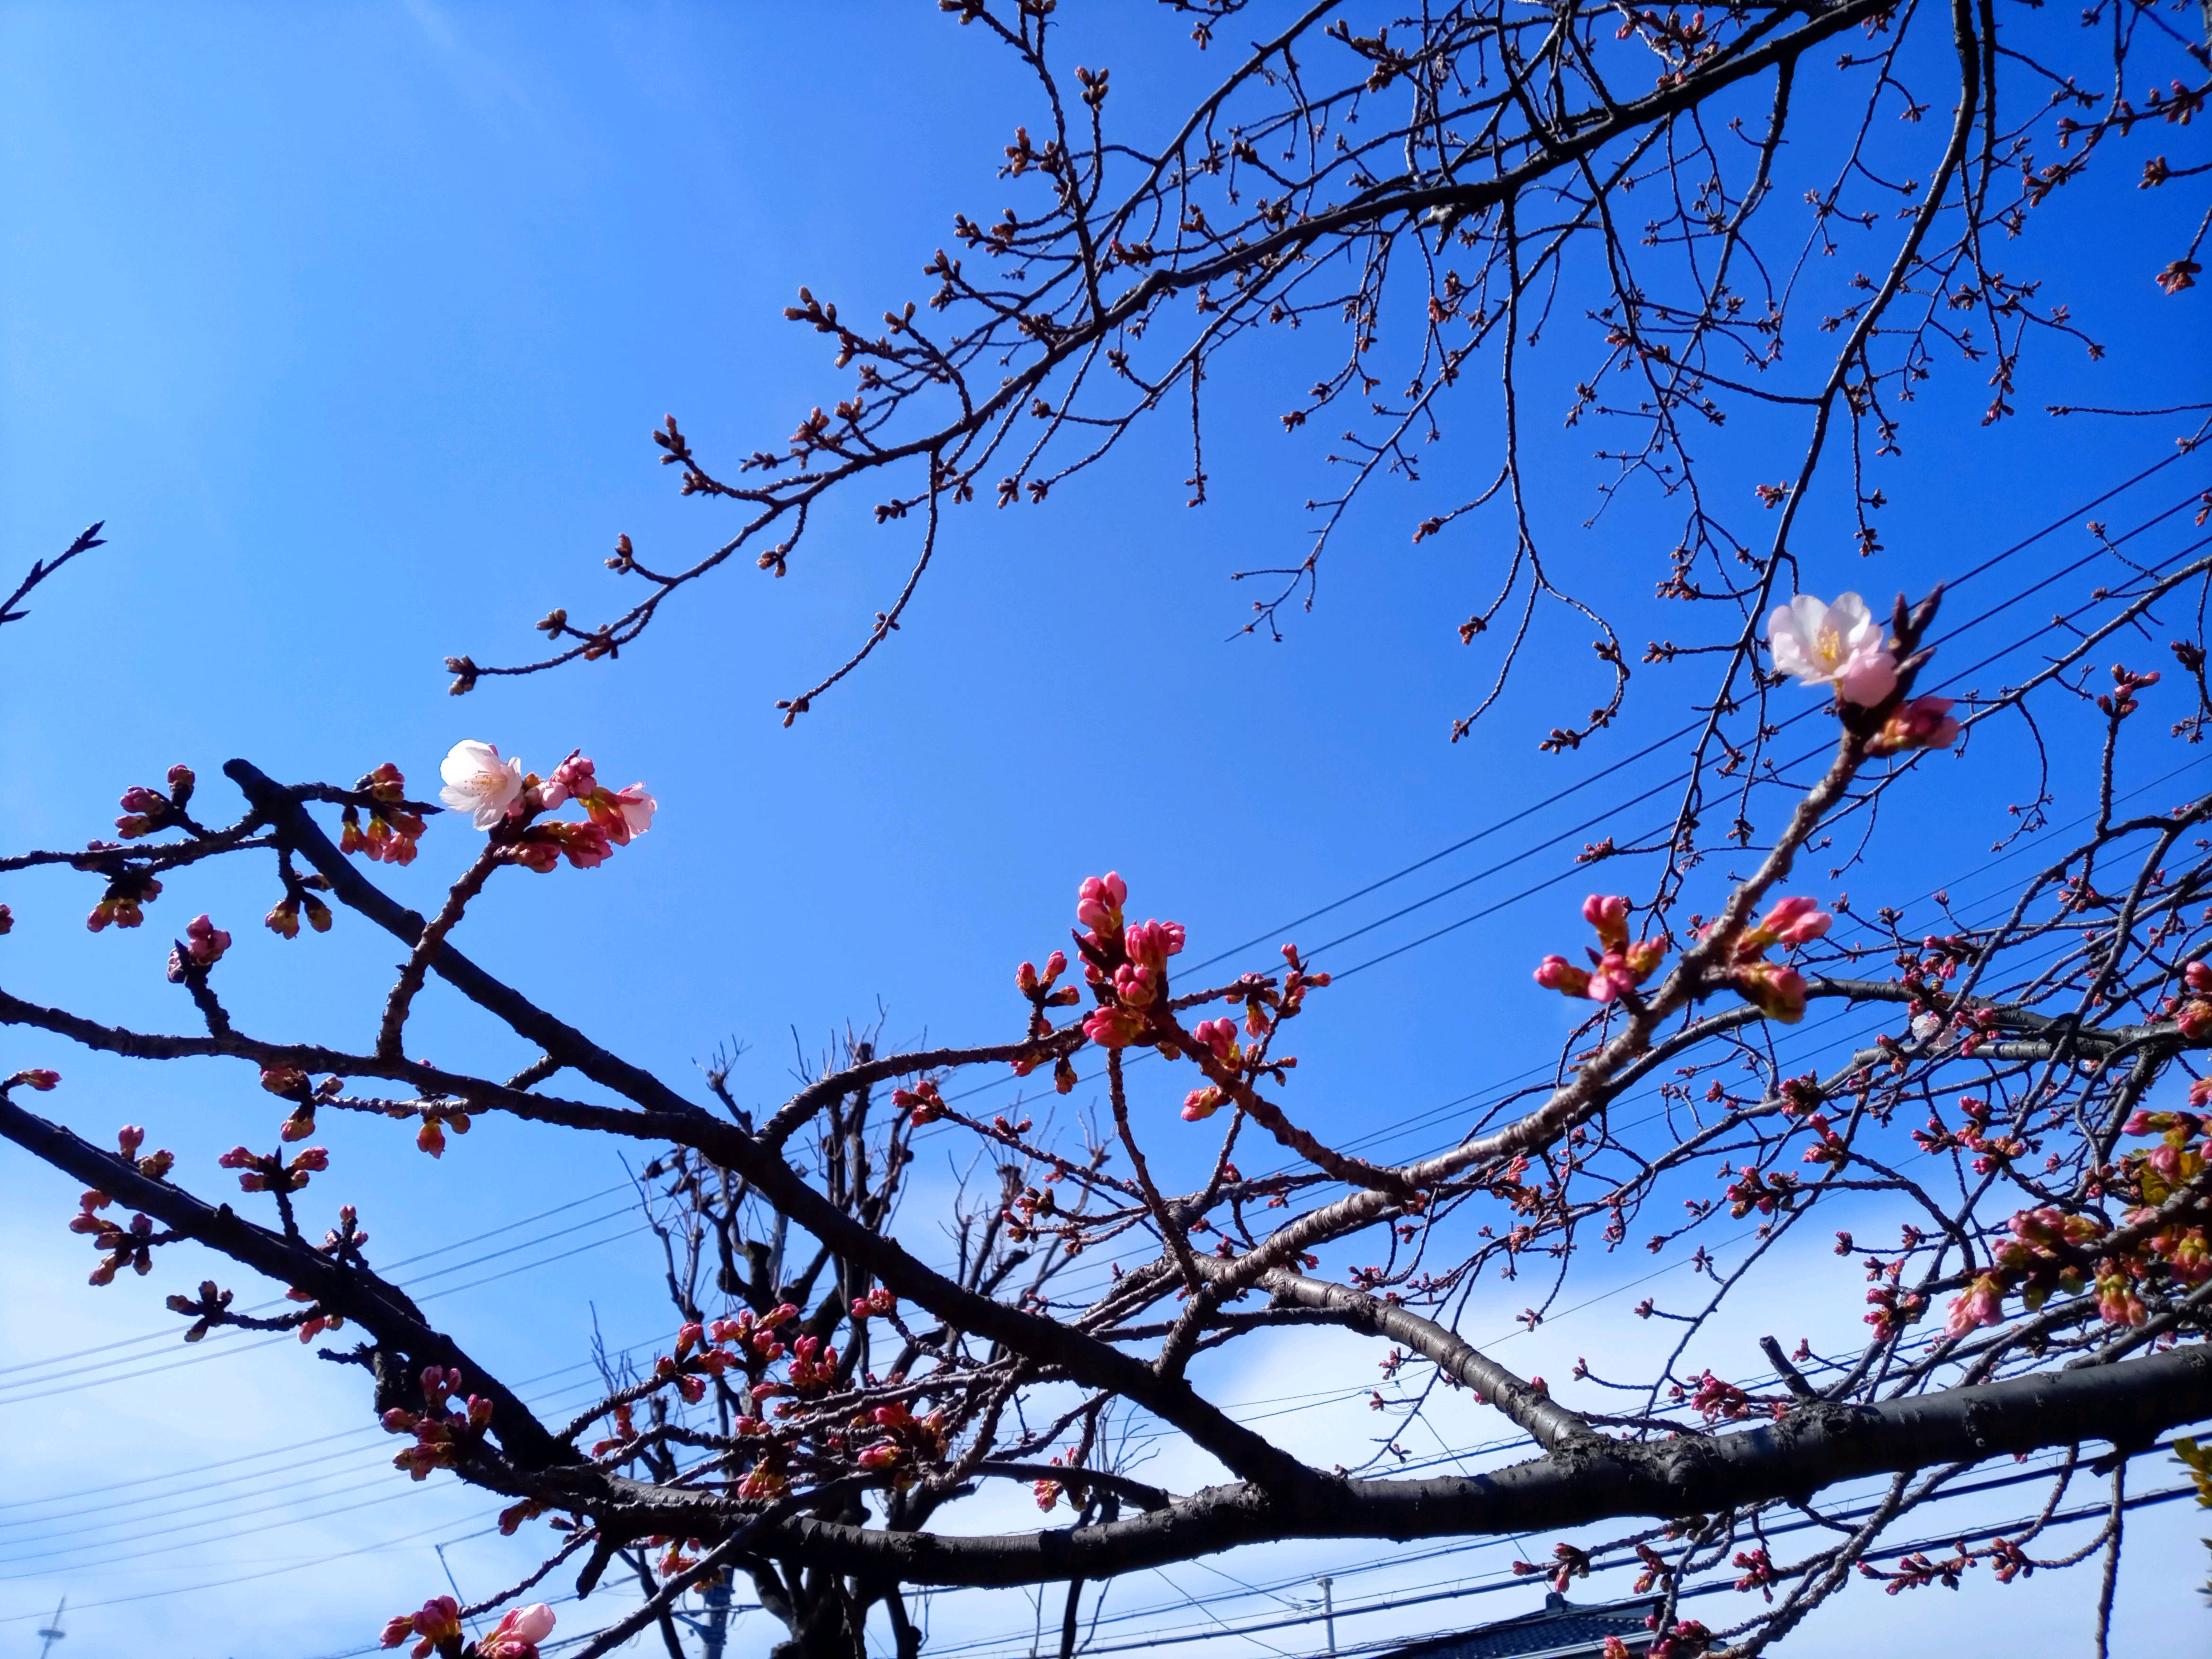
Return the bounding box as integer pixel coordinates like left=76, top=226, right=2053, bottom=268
left=3, top=4, right=2210, bottom=1657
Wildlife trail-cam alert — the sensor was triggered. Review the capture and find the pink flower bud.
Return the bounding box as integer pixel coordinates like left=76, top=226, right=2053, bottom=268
left=1581, top=894, right=1630, bottom=948
left=1731, top=961, right=1808, bottom=1023
left=1124, top=919, right=1186, bottom=970
left=1182, top=1086, right=1224, bottom=1122
left=1082, top=1006, right=1145, bottom=1048
left=1534, top=954, right=1592, bottom=998
left=1758, top=896, right=1831, bottom=947
left=1112, top=962, right=1159, bottom=1008
left=1833, top=644, right=1899, bottom=707
left=1866, top=694, right=1962, bottom=757
left=1192, top=1017, right=1238, bottom=1061
left=117, top=1124, right=144, bottom=1156
left=1945, top=1273, right=2005, bottom=1337
left=1076, top=872, right=1127, bottom=934
left=2187, top=961, right=2212, bottom=995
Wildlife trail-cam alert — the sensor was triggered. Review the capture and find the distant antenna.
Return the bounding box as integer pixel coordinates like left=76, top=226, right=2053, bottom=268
left=35, top=1597, right=66, bottom=1659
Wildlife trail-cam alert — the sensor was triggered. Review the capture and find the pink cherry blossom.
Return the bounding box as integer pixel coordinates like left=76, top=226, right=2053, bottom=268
left=438, top=740, right=526, bottom=830
left=602, top=783, right=657, bottom=844
left=1768, top=592, right=1898, bottom=706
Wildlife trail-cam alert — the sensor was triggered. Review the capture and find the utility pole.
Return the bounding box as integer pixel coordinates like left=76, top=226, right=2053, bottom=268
left=35, top=1597, right=66, bottom=1659
left=698, top=1572, right=731, bottom=1659
left=1316, top=1577, right=1335, bottom=1656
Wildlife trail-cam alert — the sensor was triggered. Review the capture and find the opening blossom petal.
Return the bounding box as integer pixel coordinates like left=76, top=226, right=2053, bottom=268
left=438, top=740, right=526, bottom=830
left=1769, top=592, right=1897, bottom=706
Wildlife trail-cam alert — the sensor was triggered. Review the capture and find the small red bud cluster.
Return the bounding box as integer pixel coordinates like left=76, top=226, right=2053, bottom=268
left=264, top=885, right=333, bottom=939
left=382, top=1365, right=494, bottom=1480
left=1534, top=893, right=1668, bottom=1005
left=87, top=870, right=163, bottom=932
left=217, top=1141, right=328, bottom=1194
left=112, top=764, right=195, bottom=839
left=339, top=763, right=427, bottom=865
left=64, top=1124, right=176, bottom=1285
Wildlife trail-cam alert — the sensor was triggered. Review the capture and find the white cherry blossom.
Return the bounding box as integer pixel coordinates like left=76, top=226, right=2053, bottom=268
left=438, top=740, right=525, bottom=829
left=1767, top=591, right=1898, bottom=706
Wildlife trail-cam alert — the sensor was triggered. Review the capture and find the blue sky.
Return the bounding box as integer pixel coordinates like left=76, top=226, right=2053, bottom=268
left=3, top=4, right=2210, bottom=1656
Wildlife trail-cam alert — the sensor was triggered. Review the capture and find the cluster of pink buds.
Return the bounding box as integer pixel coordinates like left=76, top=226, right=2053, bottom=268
left=1070, top=873, right=1194, bottom=1052
left=1722, top=1165, right=1801, bottom=1219
left=1010, top=951, right=1082, bottom=1090
left=9, top=1067, right=60, bottom=1091
left=1947, top=1204, right=2108, bottom=1337
left=895, top=1078, right=948, bottom=1125
left=592, top=1305, right=805, bottom=1443
left=2162, top=960, right=2212, bottom=1039
left=282, top=1284, right=346, bottom=1344
left=340, top=764, right=427, bottom=865
left=1704, top=894, right=1831, bottom=1023
left=1687, top=1371, right=1757, bottom=1422
left=738, top=1457, right=789, bottom=1501
left=113, top=765, right=196, bottom=839
left=1534, top=894, right=1668, bottom=1005
left=1863, top=1263, right=1927, bottom=1342
left=380, top=1596, right=464, bottom=1658
left=0, top=903, right=12, bottom=934
left=217, top=1141, right=328, bottom=1194
left=164, top=913, right=232, bottom=983
left=2096, top=662, right=2160, bottom=720
left=851, top=1286, right=897, bottom=1320
left=1511, top=1542, right=1592, bottom=1594
left=658, top=1320, right=737, bottom=1403
left=1181, top=1017, right=1242, bottom=1121
left=165, top=1279, right=237, bottom=1343
left=71, top=1190, right=153, bottom=1285
left=1076, top=872, right=1127, bottom=935
left=786, top=1333, right=839, bottom=1396
left=852, top=1398, right=949, bottom=1490
left=1733, top=1546, right=1779, bottom=1599
left=383, top=1365, right=494, bottom=1480
left=1643, top=1618, right=1713, bottom=1659
left=87, top=872, right=161, bottom=932
left=264, top=884, right=333, bottom=939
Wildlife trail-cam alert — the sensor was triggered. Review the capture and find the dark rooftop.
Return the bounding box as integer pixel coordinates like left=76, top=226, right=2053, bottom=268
left=1375, top=1593, right=1655, bottom=1659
